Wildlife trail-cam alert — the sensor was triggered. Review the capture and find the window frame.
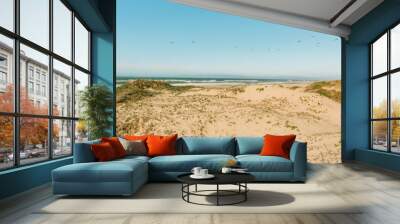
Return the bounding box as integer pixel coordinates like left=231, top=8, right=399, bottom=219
left=0, top=0, right=92, bottom=171
left=370, top=21, right=400, bottom=154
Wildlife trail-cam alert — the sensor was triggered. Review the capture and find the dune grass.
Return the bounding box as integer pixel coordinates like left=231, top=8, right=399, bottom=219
left=117, top=79, right=192, bottom=103
left=305, top=80, right=341, bottom=102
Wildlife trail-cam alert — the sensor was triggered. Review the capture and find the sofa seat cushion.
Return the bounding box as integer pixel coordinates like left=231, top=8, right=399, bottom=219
left=53, top=159, right=147, bottom=183
left=118, top=155, right=150, bottom=162
left=236, top=155, right=293, bottom=172
left=149, top=154, right=235, bottom=172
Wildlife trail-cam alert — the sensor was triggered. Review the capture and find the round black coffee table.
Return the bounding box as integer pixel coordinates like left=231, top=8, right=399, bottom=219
left=177, top=173, right=255, bottom=206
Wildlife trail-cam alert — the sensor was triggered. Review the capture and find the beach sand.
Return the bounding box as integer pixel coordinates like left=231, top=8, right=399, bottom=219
left=117, top=81, right=341, bottom=163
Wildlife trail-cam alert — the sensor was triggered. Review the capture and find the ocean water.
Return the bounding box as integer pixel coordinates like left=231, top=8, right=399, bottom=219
left=117, top=76, right=309, bottom=86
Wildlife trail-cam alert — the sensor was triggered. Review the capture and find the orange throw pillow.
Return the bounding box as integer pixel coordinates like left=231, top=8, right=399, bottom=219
left=146, top=134, right=178, bottom=157
left=260, top=134, right=296, bottom=159
left=101, top=137, right=127, bottom=158
left=124, top=135, right=150, bottom=141
left=91, top=142, right=117, bottom=162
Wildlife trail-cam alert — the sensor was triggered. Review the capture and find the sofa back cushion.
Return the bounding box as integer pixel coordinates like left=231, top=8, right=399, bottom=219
left=73, top=139, right=100, bottom=163
left=236, top=137, right=264, bottom=155
left=177, top=137, right=235, bottom=155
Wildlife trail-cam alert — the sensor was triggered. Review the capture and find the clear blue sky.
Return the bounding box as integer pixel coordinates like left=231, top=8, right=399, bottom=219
left=117, top=0, right=341, bottom=80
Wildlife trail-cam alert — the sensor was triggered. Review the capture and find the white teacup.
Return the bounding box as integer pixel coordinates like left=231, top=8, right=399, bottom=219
left=191, top=167, right=202, bottom=176
left=221, top=167, right=232, bottom=174
left=199, top=169, right=208, bottom=176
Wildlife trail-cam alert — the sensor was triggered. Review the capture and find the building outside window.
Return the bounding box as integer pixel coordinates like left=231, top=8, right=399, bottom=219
left=35, top=70, right=40, bottom=81
left=41, top=73, right=46, bottom=83
left=0, top=54, right=8, bottom=88
left=28, top=81, right=34, bottom=94
left=0, top=54, right=7, bottom=67
left=28, top=66, right=34, bottom=80
left=41, top=85, right=46, bottom=97
left=0, top=71, right=6, bottom=84
left=35, top=83, right=40, bottom=95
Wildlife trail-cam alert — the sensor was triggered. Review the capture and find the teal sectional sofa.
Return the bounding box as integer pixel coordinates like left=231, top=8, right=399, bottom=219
left=52, top=137, right=307, bottom=196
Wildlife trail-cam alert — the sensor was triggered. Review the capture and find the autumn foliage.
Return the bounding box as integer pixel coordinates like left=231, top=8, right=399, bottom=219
left=0, top=85, right=59, bottom=151
left=373, top=99, right=400, bottom=142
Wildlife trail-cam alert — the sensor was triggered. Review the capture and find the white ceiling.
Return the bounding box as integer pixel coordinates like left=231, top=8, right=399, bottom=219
left=171, top=0, right=384, bottom=38
left=228, top=0, right=352, bottom=22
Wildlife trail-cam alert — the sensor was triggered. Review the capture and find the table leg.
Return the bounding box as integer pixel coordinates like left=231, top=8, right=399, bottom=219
left=195, top=184, right=198, bottom=192
left=245, top=183, right=247, bottom=201
left=187, top=184, right=190, bottom=202
left=217, top=184, right=219, bottom=206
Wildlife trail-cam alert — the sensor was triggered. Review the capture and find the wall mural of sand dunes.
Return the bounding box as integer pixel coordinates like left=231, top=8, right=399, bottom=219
left=116, top=79, right=341, bottom=163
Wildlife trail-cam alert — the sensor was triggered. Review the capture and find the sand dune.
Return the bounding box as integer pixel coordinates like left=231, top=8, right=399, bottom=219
left=117, top=80, right=341, bottom=163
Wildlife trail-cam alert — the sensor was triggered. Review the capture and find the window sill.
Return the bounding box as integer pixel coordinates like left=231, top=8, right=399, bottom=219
left=0, top=156, right=72, bottom=175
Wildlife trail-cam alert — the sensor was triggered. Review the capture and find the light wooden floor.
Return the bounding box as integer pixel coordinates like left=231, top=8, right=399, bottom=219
left=1, top=162, right=400, bottom=224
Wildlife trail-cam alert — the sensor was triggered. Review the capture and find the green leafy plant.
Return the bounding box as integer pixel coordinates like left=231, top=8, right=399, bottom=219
left=80, top=84, right=113, bottom=140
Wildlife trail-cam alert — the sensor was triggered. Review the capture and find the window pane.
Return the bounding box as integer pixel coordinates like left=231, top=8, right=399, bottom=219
left=20, top=44, right=49, bottom=115
left=392, top=24, right=400, bottom=70
left=53, top=59, right=72, bottom=117
left=372, top=33, right=387, bottom=76
left=20, top=117, right=49, bottom=165
left=391, top=72, right=400, bottom=118
left=391, top=120, right=400, bottom=153
left=0, top=0, right=14, bottom=31
left=372, top=121, right=388, bottom=151
left=74, top=69, right=89, bottom=118
left=53, top=119, right=72, bottom=157
left=20, top=0, right=49, bottom=49
left=75, top=120, right=88, bottom=143
left=53, top=0, right=72, bottom=60
left=0, top=35, right=14, bottom=112
left=372, top=76, right=387, bottom=119
left=75, top=18, right=89, bottom=70
left=0, top=116, right=13, bottom=170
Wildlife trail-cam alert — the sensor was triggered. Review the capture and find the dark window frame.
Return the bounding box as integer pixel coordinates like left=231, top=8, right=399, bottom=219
left=370, top=21, right=400, bottom=154
left=0, top=0, right=92, bottom=171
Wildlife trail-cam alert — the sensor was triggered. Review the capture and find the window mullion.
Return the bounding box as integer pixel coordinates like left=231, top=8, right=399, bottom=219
left=388, top=30, right=391, bottom=153
left=71, top=10, right=76, bottom=155
left=48, top=0, right=54, bottom=160
left=13, top=0, right=20, bottom=167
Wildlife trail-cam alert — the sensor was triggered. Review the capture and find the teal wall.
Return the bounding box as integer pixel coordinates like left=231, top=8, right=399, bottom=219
left=92, top=32, right=115, bottom=135
left=344, top=0, right=400, bottom=171
left=0, top=0, right=116, bottom=200
left=0, top=158, right=72, bottom=199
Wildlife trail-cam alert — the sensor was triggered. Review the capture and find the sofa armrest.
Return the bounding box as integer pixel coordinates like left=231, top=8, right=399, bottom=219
left=73, top=140, right=100, bottom=163
left=289, top=141, right=307, bottom=181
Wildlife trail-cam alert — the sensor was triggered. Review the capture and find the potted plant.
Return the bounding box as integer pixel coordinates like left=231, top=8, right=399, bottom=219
left=79, top=84, right=113, bottom=140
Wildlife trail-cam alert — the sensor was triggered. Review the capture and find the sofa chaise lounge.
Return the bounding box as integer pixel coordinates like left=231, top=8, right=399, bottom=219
left=52, top=136, right=307, bottom=196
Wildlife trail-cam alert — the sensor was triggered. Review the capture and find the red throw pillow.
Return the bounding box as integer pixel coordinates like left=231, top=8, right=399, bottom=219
left=101, top=137, right=127, bottom=158
left=91, top=142, right=117, bottom=162
left=146, top=134, right=178, bottom=157
left=260, top=134, right=296, bottom=159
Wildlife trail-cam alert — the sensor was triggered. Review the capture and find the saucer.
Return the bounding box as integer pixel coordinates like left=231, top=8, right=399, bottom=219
left=190, top=174, right=215, bottom=179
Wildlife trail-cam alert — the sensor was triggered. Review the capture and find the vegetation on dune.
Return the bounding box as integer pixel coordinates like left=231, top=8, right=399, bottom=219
left=117, top=79, right=192, bottom=103
left=226, top=86, right=245, bottom=94
left=305, top=80, right=341, bottom=102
